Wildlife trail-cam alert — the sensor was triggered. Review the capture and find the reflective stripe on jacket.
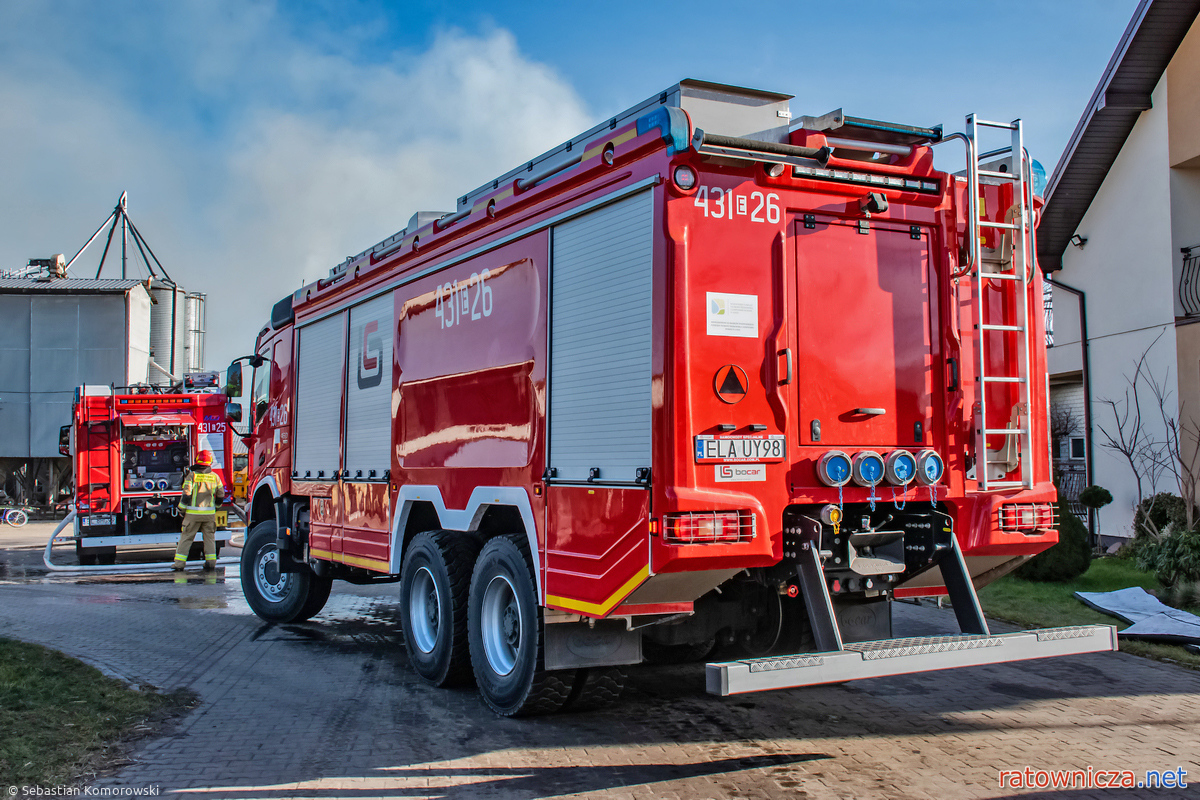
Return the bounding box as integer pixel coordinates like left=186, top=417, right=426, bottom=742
left=179, top=468, right=226, bottom=515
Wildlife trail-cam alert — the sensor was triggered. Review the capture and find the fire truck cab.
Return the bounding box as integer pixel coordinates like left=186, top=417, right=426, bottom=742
left=230, top=80, right=1114, bottom=715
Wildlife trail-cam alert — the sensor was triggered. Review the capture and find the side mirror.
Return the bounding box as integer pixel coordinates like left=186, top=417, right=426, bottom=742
left=225, top=402, right=243, bottom=423
left=225, top=362, right=243, bottom=398
left=249, top=354, right=266, bottom=368
left=59, top=425, right=71, bottom=457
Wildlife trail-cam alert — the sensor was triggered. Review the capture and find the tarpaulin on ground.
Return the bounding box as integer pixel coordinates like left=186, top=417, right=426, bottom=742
left=1075, top=587, right=1200, bottom=651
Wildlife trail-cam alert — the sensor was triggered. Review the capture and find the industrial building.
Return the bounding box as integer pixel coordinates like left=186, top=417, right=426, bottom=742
left=0, top=264, right=206, bottom=505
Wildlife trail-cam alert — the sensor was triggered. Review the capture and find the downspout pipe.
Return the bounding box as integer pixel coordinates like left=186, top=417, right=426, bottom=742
left=1047, top=277, right=1095, bottom=544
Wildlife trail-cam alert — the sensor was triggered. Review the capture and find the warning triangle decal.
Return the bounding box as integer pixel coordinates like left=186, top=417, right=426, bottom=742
left=718, top=367, right=746, bottom=397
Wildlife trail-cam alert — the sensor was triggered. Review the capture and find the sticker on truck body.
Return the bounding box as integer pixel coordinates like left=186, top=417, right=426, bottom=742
left=706, top=292, right=758, bottom=338
left=714, top=464, right=767, bottom=482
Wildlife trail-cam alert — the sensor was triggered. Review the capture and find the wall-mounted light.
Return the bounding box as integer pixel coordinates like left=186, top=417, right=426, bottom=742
left=1070, top=234, right=1088, bottom=248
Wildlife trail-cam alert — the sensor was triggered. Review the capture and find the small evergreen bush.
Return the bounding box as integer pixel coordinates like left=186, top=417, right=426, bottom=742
left=1078, top=485, right=1112, bottom=510
left=1133, top=493, right=1196, bottom=539
left=1014, top=496, right=1092, bottom=582
left=1136, top=527, right=1200, bottom=588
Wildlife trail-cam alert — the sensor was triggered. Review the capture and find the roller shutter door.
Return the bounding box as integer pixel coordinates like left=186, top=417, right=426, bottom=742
left=548, top=190, right=653, bottom=483
left=294, top=314, right=345, bottom=479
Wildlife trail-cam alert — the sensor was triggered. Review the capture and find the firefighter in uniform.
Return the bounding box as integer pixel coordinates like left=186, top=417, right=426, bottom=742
left=173, top=450, right=226, bottom=571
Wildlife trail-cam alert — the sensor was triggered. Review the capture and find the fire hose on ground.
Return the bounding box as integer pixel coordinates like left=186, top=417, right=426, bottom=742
left=43, top=509, right=243, bottom=573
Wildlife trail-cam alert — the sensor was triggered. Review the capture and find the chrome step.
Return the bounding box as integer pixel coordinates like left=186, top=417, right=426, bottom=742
left=705, top=625, right=1117, bottom=696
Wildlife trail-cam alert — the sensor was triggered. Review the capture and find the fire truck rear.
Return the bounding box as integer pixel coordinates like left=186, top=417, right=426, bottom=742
left=65, top=379, right=235, bottom=564
left=228, top=80, right=1115, bottom=715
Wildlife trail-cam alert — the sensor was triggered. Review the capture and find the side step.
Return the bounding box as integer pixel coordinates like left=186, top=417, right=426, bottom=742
left=705, top=625, right=1117, bottom=696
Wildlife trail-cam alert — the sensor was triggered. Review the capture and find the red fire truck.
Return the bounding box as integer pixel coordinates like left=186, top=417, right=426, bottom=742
left=227, top=80, right=1114, bottom=715
left=64, top=382, right=235, bottom=564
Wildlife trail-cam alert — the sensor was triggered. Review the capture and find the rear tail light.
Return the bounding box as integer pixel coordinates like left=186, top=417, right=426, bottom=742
left=998, top=503, right=1056, bottom=533
left=663, top=511, right=756, bottom=544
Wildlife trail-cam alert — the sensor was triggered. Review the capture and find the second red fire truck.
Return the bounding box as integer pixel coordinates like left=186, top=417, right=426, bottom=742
left=227, top=80, right=1114, bottom=715
left=64, top=380, right=235, bottom=564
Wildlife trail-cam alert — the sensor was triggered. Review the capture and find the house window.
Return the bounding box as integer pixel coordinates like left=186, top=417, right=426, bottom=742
left=1069, top=437, right=1086, bottom=460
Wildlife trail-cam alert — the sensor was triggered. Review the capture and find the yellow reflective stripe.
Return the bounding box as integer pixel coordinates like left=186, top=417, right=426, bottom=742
left=546, top=565, right=650, bottom=617
left=179, top=507, right=216, bottom=515
left=174, top=554, right=187, bottom=561
left=205, top=554, right=217, bottom=560
left=308, top=547, right=390, bottom=573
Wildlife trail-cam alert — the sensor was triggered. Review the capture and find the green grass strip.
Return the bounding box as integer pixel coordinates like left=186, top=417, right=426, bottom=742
left=978, top=558, right=1200, bottom=670
left=0, top=638, right=193, bottom=788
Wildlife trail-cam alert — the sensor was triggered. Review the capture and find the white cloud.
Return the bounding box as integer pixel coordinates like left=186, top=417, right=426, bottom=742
left=0, top=5, right=591, bottom=370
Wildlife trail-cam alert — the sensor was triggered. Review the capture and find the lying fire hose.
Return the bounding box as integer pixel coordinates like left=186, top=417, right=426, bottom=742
left=43, top=510, right=240, bottom=573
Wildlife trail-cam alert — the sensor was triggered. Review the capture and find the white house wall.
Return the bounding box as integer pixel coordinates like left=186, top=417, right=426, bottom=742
left=1047, top=284, right=1083, bottom=374
left=1056, top=76, right=1176, bottom=538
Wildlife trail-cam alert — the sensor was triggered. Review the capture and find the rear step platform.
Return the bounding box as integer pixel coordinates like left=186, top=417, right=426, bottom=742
left=706, top=625, right=1117, bottom=696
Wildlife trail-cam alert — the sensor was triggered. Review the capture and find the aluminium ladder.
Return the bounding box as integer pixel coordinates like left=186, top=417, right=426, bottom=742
left=965, top=115, right=1035, bottom=491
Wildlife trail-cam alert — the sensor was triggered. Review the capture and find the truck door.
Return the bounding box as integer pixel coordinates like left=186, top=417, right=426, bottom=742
left=794, top=216, right=935, bottom=451
left=339, top=293, right=394, bottom=571
left=543, top=190, right=654, bottom=616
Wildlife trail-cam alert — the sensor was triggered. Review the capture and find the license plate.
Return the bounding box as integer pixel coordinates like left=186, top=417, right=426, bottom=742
left=81, top=514, right=115, bottom=527
left=695, top=434, right=786, bottom=463
left=215, top=510, right=228, bottom=527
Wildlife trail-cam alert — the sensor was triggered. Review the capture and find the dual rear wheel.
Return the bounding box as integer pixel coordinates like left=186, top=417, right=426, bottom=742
left=399, top=531, right=622, bottom=716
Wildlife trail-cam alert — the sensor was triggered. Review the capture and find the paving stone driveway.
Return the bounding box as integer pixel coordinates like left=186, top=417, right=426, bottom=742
left=1, top=527, right=1198, bottom=799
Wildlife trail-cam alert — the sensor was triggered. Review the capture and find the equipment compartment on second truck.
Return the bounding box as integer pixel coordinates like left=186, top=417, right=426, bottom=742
left=226, top=80, right=1115, bottom=716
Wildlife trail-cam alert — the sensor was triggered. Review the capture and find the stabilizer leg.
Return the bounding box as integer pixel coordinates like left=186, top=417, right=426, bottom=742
left=796, top=543, right=844, bottom=653
left=937, top=536, right=989, bottom=635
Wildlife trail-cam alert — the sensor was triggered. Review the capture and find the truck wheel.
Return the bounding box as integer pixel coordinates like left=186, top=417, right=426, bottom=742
left=293, top=574, right=333, bottom=622
left=468, top=534, right=572, bottom=717
left=399, top=531, right=480, bottom=687
left=189, top=542, right=223, bottom=561
left=241, top=520, right=325, bottom=623
left=561, top=667, right=624, bottom=712
left=733, top=587, right=785, bottom=658
left=75, top=543, right=97, bottom=566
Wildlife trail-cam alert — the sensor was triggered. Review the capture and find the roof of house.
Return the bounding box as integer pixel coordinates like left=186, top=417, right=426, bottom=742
left=1039, top=0, right=1200, bottom=271
left=0, top=277, right=148, bottom=295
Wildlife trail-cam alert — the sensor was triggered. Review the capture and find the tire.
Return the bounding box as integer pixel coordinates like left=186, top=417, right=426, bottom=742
left=190, top=542, right=223, bottom=561
left=731, top=586, right=785, bottom=658
left=468, top=534, right=572, bottom=717
left=6, top=509, right=27, bottom=527
left=76, top=543, right=98, bottom=566
left=399, top=531, right=480, bottom=687
left=561, top=667, right=624, bottom=712
left=293, top=574, right=333, bottom=622
left=240, top=520, right=328, bottom=623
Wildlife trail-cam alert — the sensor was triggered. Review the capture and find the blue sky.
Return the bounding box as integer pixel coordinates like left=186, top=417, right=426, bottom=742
left=0, top=0, right=1139, bottom=369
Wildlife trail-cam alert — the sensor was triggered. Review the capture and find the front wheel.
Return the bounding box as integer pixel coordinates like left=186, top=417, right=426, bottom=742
left=468, top=534, right=572, bottom=717
left=6, top=509, right=27, bottom=527
left=240, top=520, right=329, bottom=622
